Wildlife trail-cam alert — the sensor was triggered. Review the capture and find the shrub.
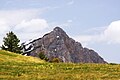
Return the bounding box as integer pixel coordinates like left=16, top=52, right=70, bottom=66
left=44, top=57, right=49, bottom=61
left=38, top=52, right=49, bottom=61
left=109, top=63, right=117, bottom=65
left=38, top=52, right=45, bottom=59
left=51, top=58, right=61, bottom=63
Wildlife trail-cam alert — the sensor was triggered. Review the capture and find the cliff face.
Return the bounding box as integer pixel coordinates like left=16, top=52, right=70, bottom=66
left=22, top=27, right=107, bottom=63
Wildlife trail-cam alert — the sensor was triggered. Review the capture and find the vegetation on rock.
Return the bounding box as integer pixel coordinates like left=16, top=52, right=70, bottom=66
left=38, top=52, right=49, bottom=61
left=50, top=58, right=61, bottom=63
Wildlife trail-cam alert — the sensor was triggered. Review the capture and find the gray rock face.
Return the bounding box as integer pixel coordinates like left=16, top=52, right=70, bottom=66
left=22, top=27, right=107, bottom=63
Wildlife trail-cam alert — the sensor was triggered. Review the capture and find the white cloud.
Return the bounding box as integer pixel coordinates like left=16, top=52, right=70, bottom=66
left=14, top=18, right=49, bottom=42
left=0, top=9, right=49, bottom=45
left=104, top=20, right=120, bottom=44
left=84, top=26, right=107, bottom=34
left=0, top=9, right=43, bottom=26
left=0, top=20, right=10, bottom=34
left=16, top=31, right=48, bottom=43
left=73, top=35, right=93, bottom=46
left=74, top=20, right=120, bottom=46
left=15, top=19, right=48, bottom=32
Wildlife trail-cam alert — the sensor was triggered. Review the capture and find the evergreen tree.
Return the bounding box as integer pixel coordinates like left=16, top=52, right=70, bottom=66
left=1, top=31, right=22, bottom=53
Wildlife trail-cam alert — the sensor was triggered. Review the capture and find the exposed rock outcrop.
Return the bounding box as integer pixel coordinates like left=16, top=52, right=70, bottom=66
left=22, top=27, right=107, bottom=63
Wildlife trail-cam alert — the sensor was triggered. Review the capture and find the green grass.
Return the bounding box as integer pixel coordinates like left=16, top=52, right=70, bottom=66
left=0, top=50, right=120, bottom=80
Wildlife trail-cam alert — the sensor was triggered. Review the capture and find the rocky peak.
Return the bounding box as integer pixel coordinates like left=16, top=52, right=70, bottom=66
left=53, top=27, right=64, bottom=32
left=22, top=27, right=107, bottom=63
left=53, top=27, right=66, bottom=34
left=53, top=27, right=69, bottom=39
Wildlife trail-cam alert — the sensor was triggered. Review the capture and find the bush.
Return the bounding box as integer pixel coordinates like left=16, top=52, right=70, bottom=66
left=38, top=52, right=49, bottom=61
left=109, top=63, right=117, bottom=65
left=44, top=57, right=49, bottom=61
left=38, top=52, right=45, bottom=60
left=50, top=58, right=61, bottom=63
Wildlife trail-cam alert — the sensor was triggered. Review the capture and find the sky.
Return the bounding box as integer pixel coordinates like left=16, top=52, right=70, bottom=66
left=0, top=0, right=120, bottom=63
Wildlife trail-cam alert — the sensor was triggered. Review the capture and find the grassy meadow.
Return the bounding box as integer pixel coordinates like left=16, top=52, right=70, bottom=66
left=0, top=50, right=120, bottom=80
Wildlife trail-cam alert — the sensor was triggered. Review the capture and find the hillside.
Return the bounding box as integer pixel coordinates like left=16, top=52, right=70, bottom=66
left=0, top=50, right=44, bottom=63
left=0, top=50, right=120, bottom=80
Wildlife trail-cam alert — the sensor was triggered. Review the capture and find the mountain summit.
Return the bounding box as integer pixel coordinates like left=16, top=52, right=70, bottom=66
left=22, top=27, right=107, bottom=63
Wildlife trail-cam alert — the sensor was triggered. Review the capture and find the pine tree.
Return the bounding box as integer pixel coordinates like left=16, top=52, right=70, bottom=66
left=1, top=31, right=22, bottom=53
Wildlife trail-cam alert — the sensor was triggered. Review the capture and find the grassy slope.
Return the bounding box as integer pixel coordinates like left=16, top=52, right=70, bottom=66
left=0, top=50, right=120, bottom=80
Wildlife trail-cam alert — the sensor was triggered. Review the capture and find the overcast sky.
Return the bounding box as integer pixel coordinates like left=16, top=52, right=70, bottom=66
left=0, top=0, right=120, bottom=63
